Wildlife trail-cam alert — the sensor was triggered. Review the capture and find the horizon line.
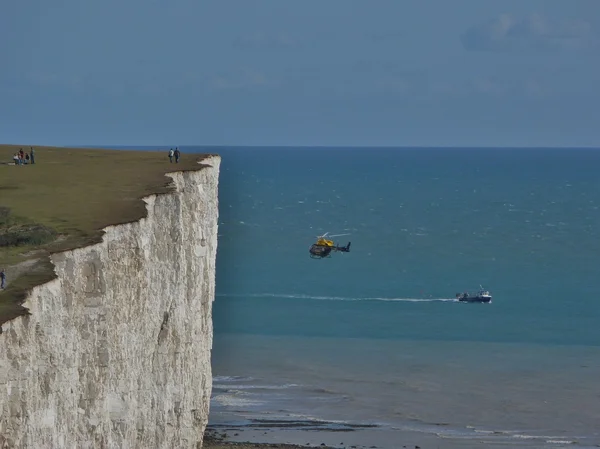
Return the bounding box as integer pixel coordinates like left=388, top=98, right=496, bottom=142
left=3, top=143, right=600, bottom=150
left=66, top=144, right=600, bottom=150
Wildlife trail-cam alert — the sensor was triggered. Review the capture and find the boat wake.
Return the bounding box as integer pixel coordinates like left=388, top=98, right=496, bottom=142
left=216, top=293, right=458, bottom=303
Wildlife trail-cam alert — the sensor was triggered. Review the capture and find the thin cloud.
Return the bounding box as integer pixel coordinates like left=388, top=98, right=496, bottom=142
left=374, top=76, right=411, bottom=95
left=523, top=79, right=546, bottom=98
left=366, top=31, right=405, bottom=42
left=472, top=78, right=507, bottom=95
left=422, top=76, right=553, bottom=99
left=25, top=71, right=85, bottom=92
left=208, top=69, right=275, bottom=92
left=232, top=32, right=297, bottom=49
left=461, top=13, right=596, bottom=52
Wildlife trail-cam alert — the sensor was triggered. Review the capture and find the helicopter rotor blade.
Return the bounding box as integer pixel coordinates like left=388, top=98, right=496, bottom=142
left=327, top=233, right=350, bottom=238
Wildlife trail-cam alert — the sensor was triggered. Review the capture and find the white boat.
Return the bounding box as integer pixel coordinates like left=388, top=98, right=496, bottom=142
left=456, top=285, right=492, bottom=303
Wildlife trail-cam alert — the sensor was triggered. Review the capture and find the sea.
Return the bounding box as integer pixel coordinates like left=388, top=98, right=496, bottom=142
left=125, top=146, right=600, bottom=448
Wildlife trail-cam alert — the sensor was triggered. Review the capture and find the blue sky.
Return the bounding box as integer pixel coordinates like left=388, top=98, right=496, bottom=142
left=1, top=0, right=599, bottom=147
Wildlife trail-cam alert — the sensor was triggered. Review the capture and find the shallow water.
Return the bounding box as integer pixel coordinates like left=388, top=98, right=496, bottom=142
left=210, top=333, right=600, bottom=448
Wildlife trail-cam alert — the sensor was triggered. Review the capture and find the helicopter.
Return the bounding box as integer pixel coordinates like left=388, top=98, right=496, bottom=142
left=309, top=232, right=351, bottom=259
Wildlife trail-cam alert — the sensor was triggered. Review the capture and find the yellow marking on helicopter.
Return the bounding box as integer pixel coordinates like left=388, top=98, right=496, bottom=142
left=315, top=236, right=335, bottom=247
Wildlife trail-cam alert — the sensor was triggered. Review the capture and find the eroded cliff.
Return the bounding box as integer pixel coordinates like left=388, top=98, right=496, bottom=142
left=0, top=156, right=220, bottom=449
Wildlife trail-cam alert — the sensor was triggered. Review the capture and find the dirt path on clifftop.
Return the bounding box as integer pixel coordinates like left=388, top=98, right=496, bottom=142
left=1, top=257, right=42, bottom=289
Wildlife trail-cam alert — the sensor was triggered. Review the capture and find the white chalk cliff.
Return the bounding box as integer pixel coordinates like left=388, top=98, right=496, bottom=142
left=0, top=156, right=220, bottom=449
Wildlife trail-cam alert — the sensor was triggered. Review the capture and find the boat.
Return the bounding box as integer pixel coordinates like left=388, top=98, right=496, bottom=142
left=456, top=286, right=492, bottom=303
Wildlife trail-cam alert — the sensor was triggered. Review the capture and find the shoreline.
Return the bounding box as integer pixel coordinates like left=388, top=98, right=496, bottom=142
left=202, top=428, right=337, bottom=449
left=201, top=423, right=481, bottom=449
left=202, top=422, right=586, bottom=449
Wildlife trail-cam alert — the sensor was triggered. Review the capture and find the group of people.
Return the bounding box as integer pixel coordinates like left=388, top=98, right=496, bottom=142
left=168, top=147, right=181, bottom=163
left=12, top=147, right=35, bottom=165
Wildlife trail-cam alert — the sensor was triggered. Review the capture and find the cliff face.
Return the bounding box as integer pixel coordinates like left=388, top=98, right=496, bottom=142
left=0, top=156, right=220, bottom=449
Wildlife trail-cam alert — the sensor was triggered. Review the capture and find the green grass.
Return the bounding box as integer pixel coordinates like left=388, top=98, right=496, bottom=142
left=0, top=144, right=215, bottom=326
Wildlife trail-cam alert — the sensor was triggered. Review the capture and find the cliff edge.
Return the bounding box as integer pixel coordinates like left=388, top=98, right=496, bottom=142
left=0, top=155, right=220, bottom=449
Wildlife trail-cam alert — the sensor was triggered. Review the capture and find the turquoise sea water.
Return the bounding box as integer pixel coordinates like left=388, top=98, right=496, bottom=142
left=205, top=147, right=600, bottom=448
left=212, top=147, right=600, bottom=342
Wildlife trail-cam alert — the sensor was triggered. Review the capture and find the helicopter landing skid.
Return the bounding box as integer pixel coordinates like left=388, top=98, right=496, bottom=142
left=309, top=254, right=331, bottom=259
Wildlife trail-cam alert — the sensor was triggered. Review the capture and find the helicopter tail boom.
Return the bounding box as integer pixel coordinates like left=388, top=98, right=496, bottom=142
left=335, top=241, right=351, bottom=252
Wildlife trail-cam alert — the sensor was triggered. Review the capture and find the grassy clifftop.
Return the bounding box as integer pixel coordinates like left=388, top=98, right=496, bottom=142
left=0, top=144, right=214, bottom=327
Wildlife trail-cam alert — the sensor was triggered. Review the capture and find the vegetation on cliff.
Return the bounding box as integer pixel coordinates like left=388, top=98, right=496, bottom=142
left=0, top=144, right=213, bottom=326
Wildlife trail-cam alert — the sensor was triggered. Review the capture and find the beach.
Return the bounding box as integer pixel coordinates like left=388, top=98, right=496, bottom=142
left=203, top=427, right=336, bottom=449
left=202, top=425, right=460, bottom=449
left=203, top=421, right=531, bottom=449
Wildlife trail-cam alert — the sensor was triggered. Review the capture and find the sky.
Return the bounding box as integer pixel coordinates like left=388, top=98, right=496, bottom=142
left=1, top=0, right=599, bottom=147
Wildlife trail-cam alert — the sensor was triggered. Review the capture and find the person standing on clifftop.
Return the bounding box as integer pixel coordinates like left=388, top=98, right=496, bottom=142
left=30, top=147, right=35, bottom=164
left=1, top=269, right=6, bottom=289
left=174, top=147, right=180, bottom=163
left=168, top=148, right=174, bottom=163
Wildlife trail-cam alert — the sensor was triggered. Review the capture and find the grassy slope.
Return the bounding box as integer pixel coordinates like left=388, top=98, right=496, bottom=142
left=0, top=144, right=214, bottom=326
